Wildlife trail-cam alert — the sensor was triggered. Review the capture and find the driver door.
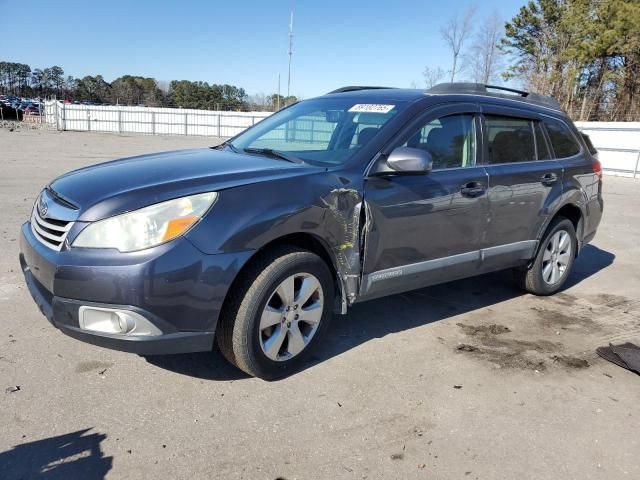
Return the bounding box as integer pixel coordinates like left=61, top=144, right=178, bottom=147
left=359, top=103, right=489, bottom=300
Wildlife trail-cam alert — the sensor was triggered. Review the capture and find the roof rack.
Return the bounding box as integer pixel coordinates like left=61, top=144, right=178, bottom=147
left=426, top=83, right=562, bottom=111
left=328, top=86, right=394, bottom=94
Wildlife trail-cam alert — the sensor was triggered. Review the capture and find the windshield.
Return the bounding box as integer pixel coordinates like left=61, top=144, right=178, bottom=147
left=231, top=97, right=405, bottom=166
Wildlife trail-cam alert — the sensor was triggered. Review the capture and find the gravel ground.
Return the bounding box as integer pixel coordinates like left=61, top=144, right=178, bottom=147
left=1, top=129, right=640, bottom=480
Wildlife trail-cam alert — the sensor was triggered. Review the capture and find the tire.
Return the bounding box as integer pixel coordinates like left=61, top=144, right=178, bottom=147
left=515, top=216, right=577, bottom=295
left=216, top=246, right=334, bottom=379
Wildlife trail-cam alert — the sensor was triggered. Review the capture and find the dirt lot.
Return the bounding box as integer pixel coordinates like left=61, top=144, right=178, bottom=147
left=1, top=128, right=640, bottom=480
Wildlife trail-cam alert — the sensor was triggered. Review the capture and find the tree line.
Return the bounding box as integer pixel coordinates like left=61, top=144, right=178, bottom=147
left=0, top=61, right=293, bottom=111
left=502, top=0, right=640, bottom=121
left=429, top=0, right=640, bottom=121
left=4, top=1, right=639, bottom=120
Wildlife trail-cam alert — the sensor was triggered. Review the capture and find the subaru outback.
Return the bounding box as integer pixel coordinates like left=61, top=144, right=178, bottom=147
left=20, top=83, right=603, bottom=379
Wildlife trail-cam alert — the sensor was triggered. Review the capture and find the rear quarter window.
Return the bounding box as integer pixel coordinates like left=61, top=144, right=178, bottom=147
left=581, top=133, right=598, bottom=155
left=544, top=118, right=581, bottom=158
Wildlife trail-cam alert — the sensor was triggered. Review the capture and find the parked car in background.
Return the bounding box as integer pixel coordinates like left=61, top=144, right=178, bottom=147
left=20, top=83, right=603, bottom=379
left=24, top=104, right=42, bottom=115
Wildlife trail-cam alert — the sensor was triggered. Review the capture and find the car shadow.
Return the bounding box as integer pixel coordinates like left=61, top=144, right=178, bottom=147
left=145, top=244, right=615, bottom=381
left=146, top=344, right=252, bottom=381
left=0, top=428, right=112, bottom=480
left=564, top=244, right=615, bottom=288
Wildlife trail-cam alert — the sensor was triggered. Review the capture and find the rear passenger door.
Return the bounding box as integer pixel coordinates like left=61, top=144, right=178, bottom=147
left=480, top=105, right=563, bottom=269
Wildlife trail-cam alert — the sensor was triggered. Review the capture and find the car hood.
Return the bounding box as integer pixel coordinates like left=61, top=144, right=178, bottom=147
left=49, top=148, right=322, bottom=221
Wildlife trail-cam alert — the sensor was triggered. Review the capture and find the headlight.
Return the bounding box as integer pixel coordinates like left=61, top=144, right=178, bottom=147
left=73, top=192, right=217, bottom=252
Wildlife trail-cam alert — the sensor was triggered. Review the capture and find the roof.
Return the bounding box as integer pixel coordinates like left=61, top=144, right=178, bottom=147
left=325, top=87, right=426, bottom=102
left=325, top=83, right=562, bottom=112
left=426, top=83, right=562, bottom=110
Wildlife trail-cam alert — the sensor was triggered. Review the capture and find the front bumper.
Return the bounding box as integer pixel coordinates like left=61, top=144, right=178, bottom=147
left=19, top=222, right=253, bottom=355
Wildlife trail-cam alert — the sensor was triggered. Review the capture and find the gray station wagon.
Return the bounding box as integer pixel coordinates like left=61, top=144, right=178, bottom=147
left=20, top=83, right=603, bottom=379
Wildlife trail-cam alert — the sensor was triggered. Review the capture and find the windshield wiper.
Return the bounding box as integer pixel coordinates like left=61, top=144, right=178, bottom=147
left=212, top=140, right=240, bottom=153
left=242, top=147, right=303, bottom=164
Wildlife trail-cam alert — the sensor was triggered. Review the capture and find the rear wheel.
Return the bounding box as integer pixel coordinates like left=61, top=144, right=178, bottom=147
left=515, top=217, right=576, bottom=295
left=217, top=246, right=334, bottom=379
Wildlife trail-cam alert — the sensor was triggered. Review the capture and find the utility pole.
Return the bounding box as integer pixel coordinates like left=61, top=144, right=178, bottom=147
left=277, top=74, right=281, bottom=111
left=286, top=7, right=294, bottom=104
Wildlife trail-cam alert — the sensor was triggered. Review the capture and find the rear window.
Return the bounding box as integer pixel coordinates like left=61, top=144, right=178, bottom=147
left=544, top=118, right=581, bottom=158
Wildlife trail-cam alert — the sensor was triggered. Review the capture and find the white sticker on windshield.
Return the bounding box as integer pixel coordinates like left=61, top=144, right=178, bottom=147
left=348, top=104, right=395, bottom=114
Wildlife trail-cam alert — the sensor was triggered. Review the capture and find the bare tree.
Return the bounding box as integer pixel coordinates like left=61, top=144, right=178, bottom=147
left=423, top=66, right=446, bottom=88
left=440, top=5, right=476, bottom=82
left=466, top=13, right=503, bottom=84
left=156, top=80, right=171, bottom=93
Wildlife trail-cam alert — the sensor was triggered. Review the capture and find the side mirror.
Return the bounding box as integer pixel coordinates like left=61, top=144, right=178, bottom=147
left=384, top=147, right=433, bottom=175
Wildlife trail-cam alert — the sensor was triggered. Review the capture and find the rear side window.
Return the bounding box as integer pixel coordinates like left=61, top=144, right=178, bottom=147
left=485, top=115, right=536, bottom=164
left=544, top=118, right=581, bottom=158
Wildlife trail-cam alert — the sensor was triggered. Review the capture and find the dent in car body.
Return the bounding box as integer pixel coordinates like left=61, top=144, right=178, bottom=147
left=181, top=170, right=369, bottom=313
left=51, top=147, right=372, bottom=315
left=320, top=188, right=368, bottom=310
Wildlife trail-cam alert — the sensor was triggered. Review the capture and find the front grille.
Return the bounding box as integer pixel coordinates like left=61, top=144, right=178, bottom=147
left=31, top=206, right=74, bottom=251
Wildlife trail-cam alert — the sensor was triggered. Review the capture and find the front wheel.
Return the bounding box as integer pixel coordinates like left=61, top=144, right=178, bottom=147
left=515, top=217, right=577, bottom=295
left=216, top=247, right=334, bottom=379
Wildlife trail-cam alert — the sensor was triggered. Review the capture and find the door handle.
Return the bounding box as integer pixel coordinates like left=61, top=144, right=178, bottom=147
left=541, top=173, right=558, bottom=185
left=460, top=181, right=486, bottom=197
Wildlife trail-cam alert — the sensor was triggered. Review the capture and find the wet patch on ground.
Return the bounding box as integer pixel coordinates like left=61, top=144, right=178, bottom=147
left=587, top=293, right=634, bottom=309
left=456, top=323, right=511, bottom=336
left=551, top=355, right=590, bottom=369
left=75, top=361, right=113, bottom=373
left=531, top=306, right=602, bottom=332
left=456, top=343, right=548, bottom=371
left=479, top=336, right=561, bottom=353
left=454, top=322, right=590, bottom=372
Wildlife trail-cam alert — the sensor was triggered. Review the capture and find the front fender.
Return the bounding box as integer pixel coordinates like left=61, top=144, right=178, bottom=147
left=186, top=171, right=366, bottom=306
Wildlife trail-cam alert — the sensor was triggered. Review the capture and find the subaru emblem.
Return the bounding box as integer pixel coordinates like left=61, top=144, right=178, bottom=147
left=38, top=195, right=49, bottom=217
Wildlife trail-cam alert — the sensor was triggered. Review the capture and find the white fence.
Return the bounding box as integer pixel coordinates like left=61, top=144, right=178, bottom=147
left=42, top=102, right=640, bottom=178
left=44, top=101, right=272, bottom=138
left=575, top=121, right=640, bottom=178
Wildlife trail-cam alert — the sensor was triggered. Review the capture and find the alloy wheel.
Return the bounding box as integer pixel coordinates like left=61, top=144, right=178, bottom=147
left=259, top=272, right=324, bottom=361
left=542, top=229, right=572, bottom=285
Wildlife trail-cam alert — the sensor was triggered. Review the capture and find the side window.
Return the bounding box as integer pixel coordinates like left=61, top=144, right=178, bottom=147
left=485, top=115, right=536, bottom=164
left=544, top=118, right=581, bottom=158
left=534, top=121, right=551, bottom=160
left=402, top=113, right=475, bottom=169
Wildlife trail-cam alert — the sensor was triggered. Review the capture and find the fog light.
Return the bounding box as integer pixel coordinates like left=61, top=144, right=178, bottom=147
left=79, top=306, right=162, bottom=336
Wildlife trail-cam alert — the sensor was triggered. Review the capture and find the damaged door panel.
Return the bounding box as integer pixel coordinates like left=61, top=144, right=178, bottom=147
left=320, top=188, right=368, bottom=312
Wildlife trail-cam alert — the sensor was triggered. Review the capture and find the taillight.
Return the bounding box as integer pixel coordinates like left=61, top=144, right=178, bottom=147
left=592, top=157, right=602, bottom=179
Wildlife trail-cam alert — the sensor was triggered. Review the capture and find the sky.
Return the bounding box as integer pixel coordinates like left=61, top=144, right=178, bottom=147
left=2, top=0, right=526, bottom=98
